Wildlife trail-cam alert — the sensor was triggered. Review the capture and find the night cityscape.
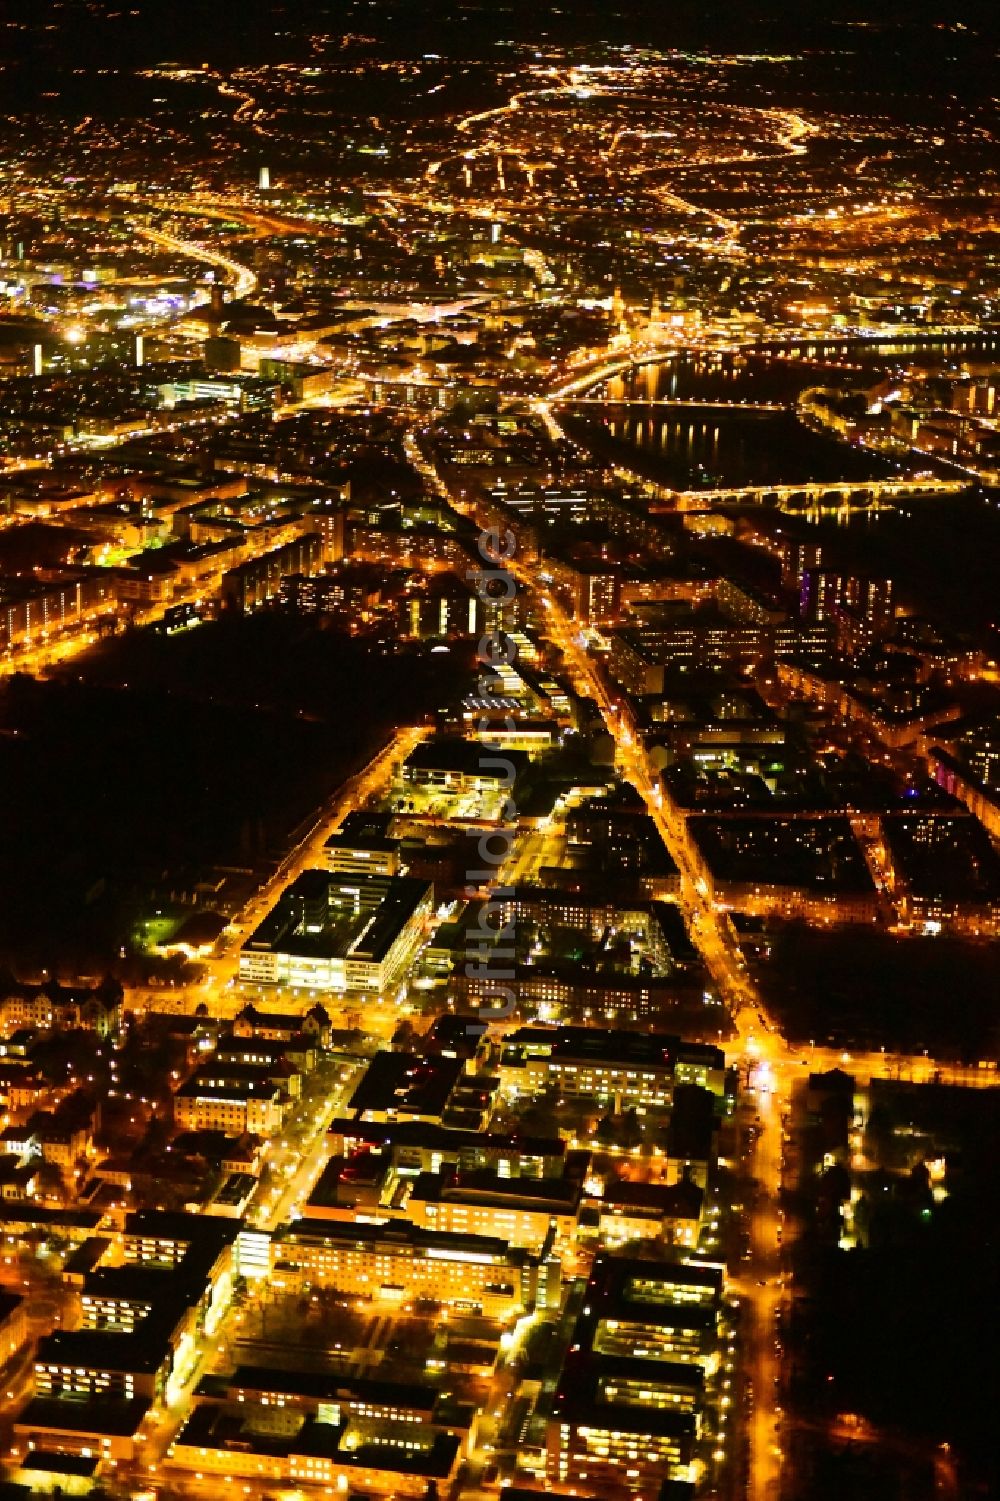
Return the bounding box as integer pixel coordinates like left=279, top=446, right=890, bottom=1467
left=0, top=4, right=998, bottom=1500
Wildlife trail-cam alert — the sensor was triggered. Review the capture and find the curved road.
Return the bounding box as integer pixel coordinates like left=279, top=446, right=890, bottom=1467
left=131, top=220, right=258, bottom=303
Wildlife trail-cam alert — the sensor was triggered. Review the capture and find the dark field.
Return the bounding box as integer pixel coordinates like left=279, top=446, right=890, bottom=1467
left=0, top=615, right=471, bottom=974
left=755, top=924, right=1000, bottom=1059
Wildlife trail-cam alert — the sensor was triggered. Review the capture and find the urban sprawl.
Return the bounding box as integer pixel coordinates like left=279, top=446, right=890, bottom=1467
left=0, top=11, right=997, bottom=1501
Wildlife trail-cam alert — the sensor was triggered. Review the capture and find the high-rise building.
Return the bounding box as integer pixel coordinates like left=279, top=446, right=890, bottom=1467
left=800, top=569, right=894, bottom=648
left=779, top=537, right=824, bottom=593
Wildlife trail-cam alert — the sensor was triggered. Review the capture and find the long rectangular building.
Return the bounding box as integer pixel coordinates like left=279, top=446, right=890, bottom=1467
left=548, top=1255, right=726, bottom=1497
left=169, top=1400, right=462, bottom=1497
left=497, top=1025, right=727, bottom=1107
left=608, top=620, right=834, bottom=694
left=270, top=1217, right=560, bottom=1317
left=405, top=1164, right=584, bottom=1254
left=327, top=1118, right=565, bottom=1179
left=239, top=870, right=434, bottom=992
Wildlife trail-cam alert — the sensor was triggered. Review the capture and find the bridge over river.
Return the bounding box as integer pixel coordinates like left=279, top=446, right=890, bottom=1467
left=555, top=395, right=787, bottom=414
left=662, top=475, right=965, bottom=508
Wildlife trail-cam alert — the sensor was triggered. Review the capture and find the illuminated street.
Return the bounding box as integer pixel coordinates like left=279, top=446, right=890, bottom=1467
left=0, top=9, right=996, bottom=1501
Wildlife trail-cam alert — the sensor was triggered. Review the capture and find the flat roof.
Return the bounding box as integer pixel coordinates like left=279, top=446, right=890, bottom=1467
left=244, top=871, right=432, bottom=965
left=338, top=810, right=394, bottom=839
left=348, top=1051, right=464, bottom=1118
left=689, top=815, right=875, bottom=893
left=175, top=1403, right=460, bottom=1478
left=228, top=1365, right=436, bottom=1412
left=15, top=1396, right=151, bottom=1438
left=81, top=1265, right=177, bottom=1302
left=552, top=1385, right=698, bottom=1439
left=62, top=1238, right=110, bottom=1278
left=125, top=1208, right=239, bottom=1247
left=0, top=1207, right=101, bottom=1231
left=176, top=1076, right=282, bottom=1101
left=324, top=832, right=399, bottom=854
left=501, top=1024, right=724, bottom=1073
left=300, top=1421, right=460, bottom=1476
left=328, top=1117, right=565, bottom=1160
left=275, top=1216, right=539, bottom=1265
left=409, top=1168, right=581, bottom=1213
left=601, top=1180, right=704, bottom=1218
left=18, top=1452, right=100, bottom=1478
left=36, top=1326, right=173, bottom=1375
left=403, top=736, right=529, bottom=779
left=0, top=1291, right=24, bottom=1325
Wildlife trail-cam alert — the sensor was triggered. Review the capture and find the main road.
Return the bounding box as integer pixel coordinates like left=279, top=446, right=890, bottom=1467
left=408, top=399, right=1000, bottom=1495
left=130, top=219, right=258, bottom=302
left=537, top=588, right=790, bottom=1501
left=407, top=419, right=796, bottom=1501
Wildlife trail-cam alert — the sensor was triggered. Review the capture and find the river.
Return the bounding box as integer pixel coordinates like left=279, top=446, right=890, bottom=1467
left=566, top=334, right=1000, bottom=639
